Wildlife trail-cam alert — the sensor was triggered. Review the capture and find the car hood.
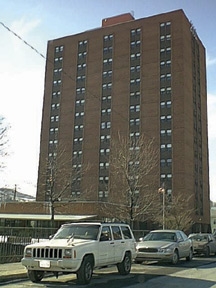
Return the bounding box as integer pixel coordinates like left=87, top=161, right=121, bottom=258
left=137, top=240, right=175, bottom=249
left=27, top=238, right=95, bottom=248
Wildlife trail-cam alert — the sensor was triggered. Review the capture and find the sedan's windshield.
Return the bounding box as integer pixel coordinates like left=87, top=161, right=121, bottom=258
left=144, top=232, right=177, bottom=242
left=53, top=224, right=100, bottom=240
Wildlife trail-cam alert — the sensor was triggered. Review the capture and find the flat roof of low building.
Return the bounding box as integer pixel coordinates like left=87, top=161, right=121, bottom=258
left=0, top=213, right=97, bottom=221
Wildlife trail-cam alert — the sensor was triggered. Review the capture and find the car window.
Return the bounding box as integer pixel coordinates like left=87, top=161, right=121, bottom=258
left=176, top=232, right=184, bottom=242
left=111, top=226, right=122, bottom=240
left=100, top=226, right=112, bottom=241
left=121, top=226, right=132, bottom=239
left=179, top=231, right=188, bottom=241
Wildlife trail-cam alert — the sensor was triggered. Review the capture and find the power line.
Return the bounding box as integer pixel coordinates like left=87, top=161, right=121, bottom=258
left=0, top=20, right=153, bottom=132
left=0, top=21, right=46, bottom=60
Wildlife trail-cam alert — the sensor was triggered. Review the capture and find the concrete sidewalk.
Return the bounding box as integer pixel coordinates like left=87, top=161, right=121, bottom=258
left=0, top=262, right=27, bottom=282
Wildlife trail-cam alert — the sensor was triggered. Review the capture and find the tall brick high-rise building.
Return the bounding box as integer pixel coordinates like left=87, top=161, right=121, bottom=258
left=36, top=10, right=210, bottom=231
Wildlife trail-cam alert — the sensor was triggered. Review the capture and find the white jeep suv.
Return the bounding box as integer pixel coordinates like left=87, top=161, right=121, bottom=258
left=21, top=222, right=136, bottom=284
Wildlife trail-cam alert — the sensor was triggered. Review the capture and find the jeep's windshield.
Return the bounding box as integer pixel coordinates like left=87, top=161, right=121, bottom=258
left=53, top=224, right=100, bottom=240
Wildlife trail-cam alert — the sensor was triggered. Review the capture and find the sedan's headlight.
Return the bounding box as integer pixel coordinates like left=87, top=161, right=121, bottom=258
left=64, top=249, right=72, bottom=258
left=25, top=247, right=32, bottom=257
left=158, top=247, right=172, bottom=253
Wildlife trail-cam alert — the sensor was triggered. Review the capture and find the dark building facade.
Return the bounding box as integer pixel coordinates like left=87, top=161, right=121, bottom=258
left=36, top=10, right=210, bottom=231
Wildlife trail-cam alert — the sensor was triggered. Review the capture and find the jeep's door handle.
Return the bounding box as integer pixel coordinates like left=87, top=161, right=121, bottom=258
left=110, top=242, right=114, bottom=244
left=121, top=241, right=125, bottom=244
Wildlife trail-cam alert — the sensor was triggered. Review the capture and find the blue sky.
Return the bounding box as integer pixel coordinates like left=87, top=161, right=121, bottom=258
left=0, top=0, right=216, bottom=201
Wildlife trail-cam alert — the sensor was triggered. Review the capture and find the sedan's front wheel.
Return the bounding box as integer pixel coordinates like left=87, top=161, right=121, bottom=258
left=171, top=250, right=179, bottom=265
left=186, top=248, right=193, bottom=261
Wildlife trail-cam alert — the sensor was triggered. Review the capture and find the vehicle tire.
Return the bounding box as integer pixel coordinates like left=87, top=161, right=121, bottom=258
left=186, top=248, right=193, bottom=261
left=27, top=270, right=44, bottom=283
left=117, top=252, right=131, bottom=275
left=205, top=246, right=210, bottom=257
left=76, top=255, right=93, bottom=285
left=171, top=250, right=179, bottom=265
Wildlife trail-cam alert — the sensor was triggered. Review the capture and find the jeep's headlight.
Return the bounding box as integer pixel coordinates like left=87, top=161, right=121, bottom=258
left=25, top=247, right=32, bottom=257
left=64, top=249, right=72, bottom=258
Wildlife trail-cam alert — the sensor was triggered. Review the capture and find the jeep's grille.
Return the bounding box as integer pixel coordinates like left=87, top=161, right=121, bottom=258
left=33, top=248, right=63, bottom=259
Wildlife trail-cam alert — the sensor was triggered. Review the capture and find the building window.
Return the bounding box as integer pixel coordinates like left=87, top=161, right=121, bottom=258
left=49, top=139, right=58, bottom=145
left=52, top=91, right=61, bottom=98
left=130, top=118, right=140, bottom=126
left=75, top=112, right=84, bottom=118
left=102, top=95, right=112, bottom=101
left=103, top=58, right=113, bottom=64
left=78, top=40, right=88, bottom=46
left=100, top=135, right=111, bottom=141
left=75, top=99, right=85, bottom=106
left=54, top=56, right=63, bottom=62
left=76, top=87, right=86, bottom=94
left=50, top=115, right=59, bottom=122
left=49, top=128, right=58, bottom=135
left=53, top=79, right=62, bottom=86
left=130, top=52, right=141, bottom=60
left=55, top=45, right=64, bottom=53
left=101, top=121, right=111, bottom=129
left=131, top=28, right=141, bottom=36
left=102, top=70, right=112, bottom=77
left=104, top=34, right=113, bottom=41
left=53, top=68, right=62, bottom=75
left=102, top=83, right=112, bottom=89
left=101, top=108, right=111, bottom=115
left=51, top=103, right=60, bottom=110
left=130, top=105, right=140, bottom=112
left=99, top=162, right=109, bottom=169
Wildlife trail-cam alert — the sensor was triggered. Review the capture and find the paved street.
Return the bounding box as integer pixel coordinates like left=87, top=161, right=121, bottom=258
left=1, top=257, right=216, bottom=287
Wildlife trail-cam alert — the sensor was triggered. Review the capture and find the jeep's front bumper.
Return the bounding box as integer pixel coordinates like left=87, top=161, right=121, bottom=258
left=21, top=257, right=81, bottom=272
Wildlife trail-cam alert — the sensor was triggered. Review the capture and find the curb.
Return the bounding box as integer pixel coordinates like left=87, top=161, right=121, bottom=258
left=0, top=272, right=27, bottom=283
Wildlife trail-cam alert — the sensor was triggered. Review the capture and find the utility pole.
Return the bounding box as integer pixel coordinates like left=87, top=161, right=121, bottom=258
left=14, top=184, right=17, bottom=201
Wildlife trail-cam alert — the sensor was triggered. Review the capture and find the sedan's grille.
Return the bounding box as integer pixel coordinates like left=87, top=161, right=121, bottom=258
left=139, top=247, right=158, bottom=253
left=33, top=248, right=63, bottom=259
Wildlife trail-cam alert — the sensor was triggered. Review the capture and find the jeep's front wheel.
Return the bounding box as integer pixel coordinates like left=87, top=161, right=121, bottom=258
left=117, top=252, right=131, bottom=275
left=27, top=270, right=44, bottom=283
left=76, top=255, right=93, bottom=285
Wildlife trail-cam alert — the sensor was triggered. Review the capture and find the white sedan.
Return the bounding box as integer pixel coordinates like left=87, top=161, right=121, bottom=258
left=135, top=229, right=193, bottom=265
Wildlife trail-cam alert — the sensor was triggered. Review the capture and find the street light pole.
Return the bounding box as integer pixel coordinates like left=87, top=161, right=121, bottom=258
left=158, top=187, right=165, bottom=229
left=162, top=189, right=165, bottom=229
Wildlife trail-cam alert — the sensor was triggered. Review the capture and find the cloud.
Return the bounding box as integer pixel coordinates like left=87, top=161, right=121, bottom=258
left=8, top=18, right=41, bottom=52
left=206, top=54, right=216, bottom=67
left=208, top=93, right=216, bottom=139
left=207, top=93, right=216, bottom=201
left=11, top=17, right=41, bottom=38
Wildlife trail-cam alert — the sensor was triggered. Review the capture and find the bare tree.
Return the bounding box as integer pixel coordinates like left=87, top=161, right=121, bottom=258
left=100, top=133, right=160, bottom=229
left=0, top=116, right=9, bottom=169
left=44, top=144, right=91, bottom=226
left=154, top=193, right=195, bottom=231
